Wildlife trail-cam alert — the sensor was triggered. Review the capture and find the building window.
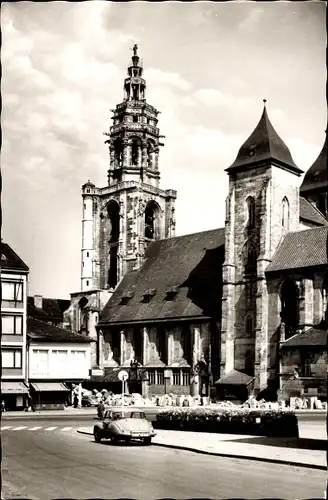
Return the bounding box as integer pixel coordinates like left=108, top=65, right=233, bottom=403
left=245, top=314, right=253, bottom=335
left=156, top=370, right=164, bottom=385
left=243, top=240, right=257, bottom=274
left=172, top=370, right=180, bottom=385
left=86, top=252, right=89, bottom=257
left=145, top=201, right=158, bottom=240
left=1, top=349, right=22, bottom=368
left=246, top=196, right=255, bottom=229
left=302, top=359, right=312, bottom=377
left=280, top=277, right=299, bottom=338
left=1, top=315, right=23, bottom=335
left=322, top=273, right=328, bottom=322
left=182, top=371, right=190, bottom=385
left=148, top=370, right=156, bottom=385
left=133, top=115, right=138, bottom=123
left=2, top=281, right=23, bottom=302
left=282, top=197, right=289, bottom=229
left=181, top=326, right=192, bottom=365
left=86, top=280, right=89, bottom=286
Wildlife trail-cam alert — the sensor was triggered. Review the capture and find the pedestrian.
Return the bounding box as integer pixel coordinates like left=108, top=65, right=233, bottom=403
left=97, top=400, right=105, bottom=420
left=73, top=393, right=78, bottom=408
left=1, top=400, right=6, bottom=412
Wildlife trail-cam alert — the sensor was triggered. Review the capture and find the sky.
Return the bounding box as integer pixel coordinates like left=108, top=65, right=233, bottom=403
left=1, top=1, right=327, bottom=299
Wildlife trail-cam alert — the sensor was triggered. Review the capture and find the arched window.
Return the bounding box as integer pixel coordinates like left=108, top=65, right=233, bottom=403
left=243, top=240, right=257, bottom=274
left=246, top=197, right=255, bottom=229
left=280, top=277, right=299, bottom=338
left=144, top=202, right=158, bottom=240
left=131, top=137, right=141, bottom=166
left=147, top=140, right=155, bottom=169
left=282, top=197, right=289, bottom=229
left=181, top=325, right=192, bottom=365
left=107, top=201, right=120, bottom=289
left=78, top=297, right=88, bottom=333
left=114, top=138, right=123, bottom=168
left=133, top=327, right=142, bottom=363
left=157, top=327, right=167, bottom=364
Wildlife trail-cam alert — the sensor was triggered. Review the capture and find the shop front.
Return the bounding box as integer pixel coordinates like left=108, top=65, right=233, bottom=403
left=29, top=382, right=70, bottom=410
left=1, top=381, right=29, bottom=411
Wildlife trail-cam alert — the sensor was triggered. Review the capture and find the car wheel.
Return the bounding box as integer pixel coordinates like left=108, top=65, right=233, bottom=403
left=94, top=429, right=102, bottom=443
left=143, top=437, right=151, bottom=446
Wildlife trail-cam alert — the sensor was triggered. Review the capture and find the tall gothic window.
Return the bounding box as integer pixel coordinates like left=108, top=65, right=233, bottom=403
left=131, top=137, right=140, bottom=166
left=243, top=240, right=257, bottom=274
left=114, top=138, right=123, bottom=168
left=245, top=313, right=253, bottom=335
left=282, top=197, right=289, bottom=229
left=133, top=327, right=142, bottom=363
left=245, top=349, right=254, bottom=376
left=107, top=201, right=120, bottom=289
left=280, top=277, right=299, bottom=339
left=246, top=196, right=255, bottom=229
left=144, top=202, right=158, bottom=240
left=147, top=140, right=155, bottom=169
left=181, top=325, right=192, bottom=365
left=156, top=327, right=167, bottom=364
left=78, top=297, right=88, bottom=333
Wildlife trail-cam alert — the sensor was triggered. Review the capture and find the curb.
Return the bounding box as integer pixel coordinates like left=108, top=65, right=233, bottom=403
left=76, top=430, right=326, bottom=471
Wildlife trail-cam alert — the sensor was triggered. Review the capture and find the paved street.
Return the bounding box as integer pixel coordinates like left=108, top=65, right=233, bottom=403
left=2, top=417, right=327, bottom=500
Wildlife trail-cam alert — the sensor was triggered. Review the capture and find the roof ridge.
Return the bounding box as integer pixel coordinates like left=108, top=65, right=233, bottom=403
left=154, top=226, right=225, bottom=244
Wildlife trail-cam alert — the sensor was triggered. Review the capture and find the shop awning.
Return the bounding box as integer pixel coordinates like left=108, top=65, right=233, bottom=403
left=30, top=382, right=69, bottom=392
left=1, top=382, right=29, bottom=394
left=215, top=370, right=255, bottom=386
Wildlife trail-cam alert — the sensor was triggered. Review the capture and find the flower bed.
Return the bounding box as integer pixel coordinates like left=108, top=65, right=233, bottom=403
left=154, top=407, right=299, bottom=437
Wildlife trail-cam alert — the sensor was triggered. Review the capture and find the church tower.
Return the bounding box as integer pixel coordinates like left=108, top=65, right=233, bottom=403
left=81, top=45, right=177, bottom=293
left=65, top=46, right=177, bottom=372
left=300, top=133, right=328, bottom=219
left=220, top=101, right=303, bottom=395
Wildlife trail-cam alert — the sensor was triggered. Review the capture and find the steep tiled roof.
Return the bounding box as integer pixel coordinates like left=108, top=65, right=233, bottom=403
left=300, top=137, right=328, bottom=193
left=99, top=228, right=225, bottom=326
left=266, top=227, right=328, bottom=272
left=226, top=105, right=302, bottom=175
left=27, top=318, right=91, bottom=343
left=27, top=297, right=70, bottom=321
left=0, top=242, right=29, bottom=272
left=299, top=197, right=328, bottom=227
left=281, top=322, right=327, bottom=347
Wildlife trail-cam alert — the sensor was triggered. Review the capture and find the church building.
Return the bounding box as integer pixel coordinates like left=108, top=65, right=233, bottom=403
left=65, top=46, right=327, bottom=401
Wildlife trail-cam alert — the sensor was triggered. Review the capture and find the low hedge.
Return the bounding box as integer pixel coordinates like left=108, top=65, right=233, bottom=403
left=154, top=407, right=299, bottom=437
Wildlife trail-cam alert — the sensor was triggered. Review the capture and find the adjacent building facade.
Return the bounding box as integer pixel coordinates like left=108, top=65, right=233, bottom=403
left=1, top=242, right=30, bottom=410
left=27, top=318, right=91, bottom=409
left=66, top=47, right=327, bottom=401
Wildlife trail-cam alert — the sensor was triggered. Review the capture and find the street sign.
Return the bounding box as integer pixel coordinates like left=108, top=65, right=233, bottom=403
left=118, top=370, right=129, bottom=381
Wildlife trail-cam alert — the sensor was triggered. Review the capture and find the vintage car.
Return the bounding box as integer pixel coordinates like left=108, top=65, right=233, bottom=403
left=93, top=409, right=156, bottom=445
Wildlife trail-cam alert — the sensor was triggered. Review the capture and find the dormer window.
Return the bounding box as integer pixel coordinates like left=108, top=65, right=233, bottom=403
left=120, top=290, right=134, bottom=305
left=133, top=115, right=138, bottom=123
left=142, top=288, right=156, bottom=303
left=165, top=286, right=179, bottom=301
left=249, top=145, right=256, bottom=157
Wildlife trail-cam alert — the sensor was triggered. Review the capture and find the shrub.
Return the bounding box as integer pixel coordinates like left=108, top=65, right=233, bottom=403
left=154, top=407, right=299, bottom=437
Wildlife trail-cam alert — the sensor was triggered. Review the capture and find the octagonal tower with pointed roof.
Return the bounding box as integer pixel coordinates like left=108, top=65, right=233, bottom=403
left=221, top=101, right=303, bottom=394
left=300, top=134, right=328, bottom=219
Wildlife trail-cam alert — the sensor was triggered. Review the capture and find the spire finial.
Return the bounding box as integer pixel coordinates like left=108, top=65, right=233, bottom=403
left=263, top=98, right=267, bottom=106
left=133, top=44, right=138, bottom=57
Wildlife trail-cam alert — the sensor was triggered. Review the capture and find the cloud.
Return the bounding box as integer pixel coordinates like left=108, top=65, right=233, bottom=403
left=238, top=7, right=265, bottom=33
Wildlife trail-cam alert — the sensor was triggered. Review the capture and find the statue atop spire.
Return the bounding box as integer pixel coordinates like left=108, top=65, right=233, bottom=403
left=133, top=43, right=138, bottom=57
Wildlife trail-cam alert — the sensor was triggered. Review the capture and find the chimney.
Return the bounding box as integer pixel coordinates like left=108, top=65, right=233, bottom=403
left=34, top=295, right=43, bottom=309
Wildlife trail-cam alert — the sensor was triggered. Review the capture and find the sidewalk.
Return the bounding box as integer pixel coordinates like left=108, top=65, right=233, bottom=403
left=77, top=427, right=327, bottom=470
